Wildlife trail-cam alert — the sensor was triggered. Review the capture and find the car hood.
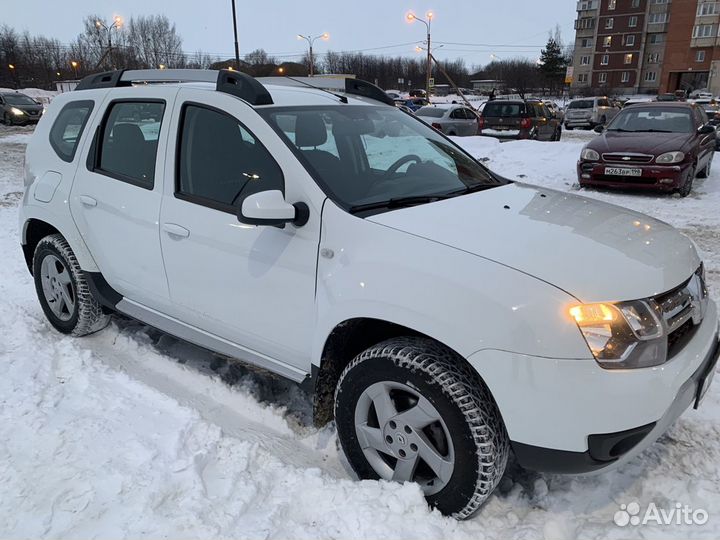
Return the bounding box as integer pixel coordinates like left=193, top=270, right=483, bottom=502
left=588, top=131, right=692, bottom=155
left=368, top=183, right=699, bottom=302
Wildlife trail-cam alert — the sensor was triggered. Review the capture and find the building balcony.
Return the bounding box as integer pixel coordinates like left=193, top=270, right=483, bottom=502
left=576, top=0, right=599, bottom=12
left=691, top=36, right=716, bottom=48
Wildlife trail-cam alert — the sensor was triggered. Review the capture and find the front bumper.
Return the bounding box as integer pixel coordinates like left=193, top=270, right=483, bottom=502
left=468, top=298, right=719, bottom=474
left=577, top=160, right=693, bottom=191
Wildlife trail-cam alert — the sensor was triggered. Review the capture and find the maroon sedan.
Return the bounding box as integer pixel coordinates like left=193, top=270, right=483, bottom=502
left=577, top=102, right=715, bottom=197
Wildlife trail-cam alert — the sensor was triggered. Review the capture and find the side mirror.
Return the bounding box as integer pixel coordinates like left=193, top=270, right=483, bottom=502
left=594, top=124, right=605, bottom=133
left=238, top=190, right=309, bottom=228
left=698, top=124, right=716, bottom=135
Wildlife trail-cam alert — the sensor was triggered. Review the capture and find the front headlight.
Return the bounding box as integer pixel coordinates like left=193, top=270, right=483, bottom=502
left=569, top=300, right=667, bottom=369
left=10, top=107, right=26, bottom=116
left=581, top=148, right=600, bottom=161
left=656, top=151, right=685, bottom=164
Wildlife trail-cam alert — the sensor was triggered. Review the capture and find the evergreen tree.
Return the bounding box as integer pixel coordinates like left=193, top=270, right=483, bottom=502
left=539, top=34, right=567, bottom=94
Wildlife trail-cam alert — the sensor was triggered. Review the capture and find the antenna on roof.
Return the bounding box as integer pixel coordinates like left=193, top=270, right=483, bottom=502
left=285, top=76, right=348, bottom=104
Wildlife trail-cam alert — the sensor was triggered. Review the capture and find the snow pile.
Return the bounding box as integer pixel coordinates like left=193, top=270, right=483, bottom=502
left=1, top=126, right=720, bottom=538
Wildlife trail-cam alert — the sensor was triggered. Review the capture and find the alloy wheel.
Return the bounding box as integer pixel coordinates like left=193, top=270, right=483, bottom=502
left=354, top=380, right=455, bottom=496
left=40, top=254, right=76, bottom=321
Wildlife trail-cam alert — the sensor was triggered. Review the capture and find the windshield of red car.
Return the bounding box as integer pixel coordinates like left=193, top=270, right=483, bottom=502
left=606, top=108, right=693, bottom=133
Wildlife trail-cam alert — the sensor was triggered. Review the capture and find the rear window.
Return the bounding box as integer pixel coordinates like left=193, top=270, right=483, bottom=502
left=97, top=101, right=165, bottom=188
left=416, top=107, right=446, bottom=118
left=49, top=100, right=94, bottom=163
left=482, top=102, right=525, bottom=117
left=568, top=100, right=593, bottom=109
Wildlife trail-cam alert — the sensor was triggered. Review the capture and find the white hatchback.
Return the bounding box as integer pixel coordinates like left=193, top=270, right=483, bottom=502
left=19, top=69, right=719, bottom=519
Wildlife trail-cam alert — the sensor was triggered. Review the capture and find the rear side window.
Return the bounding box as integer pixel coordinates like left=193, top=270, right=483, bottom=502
left=177, top=104, right=284, bottom=212
left=482, top=102, right=524, bottom=117
left=49, top=100, right=94, bottom=162
left=416, top=107, right=446, bottom=118
left=97, top=101, right=165, bottom=189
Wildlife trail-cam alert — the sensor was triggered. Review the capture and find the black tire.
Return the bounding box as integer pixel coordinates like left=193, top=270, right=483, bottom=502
left=697, top=157, right=712, bottom=179
left=33, top=234, right=110, bottom=336
left=334, top=337, right=509, bottom=519
left=678, top=166, right=695, bottom=197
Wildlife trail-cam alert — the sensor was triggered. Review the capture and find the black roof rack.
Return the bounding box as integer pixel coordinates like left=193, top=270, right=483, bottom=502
left=257, top=76, right=395, bottom=106
left=74, top=69, right=273, bottom=106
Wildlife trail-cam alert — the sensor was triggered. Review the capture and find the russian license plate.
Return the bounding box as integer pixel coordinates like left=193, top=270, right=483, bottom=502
left=605, top=167, right=642, bottom=177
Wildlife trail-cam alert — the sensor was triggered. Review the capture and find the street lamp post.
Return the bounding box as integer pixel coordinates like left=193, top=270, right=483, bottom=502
left=95, top=16, right=123, bottom=68
left=297, top=33, right=329, bottom=76
left=406, top=11, right=434, bottom=98
left=70, top=61, right=79, bottom=78
left=230, top=0, right=240, bottom=70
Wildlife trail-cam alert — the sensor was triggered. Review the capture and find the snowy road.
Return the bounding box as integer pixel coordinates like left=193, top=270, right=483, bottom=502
left=1, top=124, right=719, bottom=539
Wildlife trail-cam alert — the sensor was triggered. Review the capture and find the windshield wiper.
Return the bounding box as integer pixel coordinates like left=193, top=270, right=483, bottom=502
left=640, top=129, right=674, bottom=133
left=348, top=185, right=497, bottom=214
left=348, top=194, right=453, bottom=214
left=607, top=128, right=637, bottom=132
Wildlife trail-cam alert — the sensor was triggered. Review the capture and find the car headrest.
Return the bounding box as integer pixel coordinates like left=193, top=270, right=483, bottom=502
left=112, top=123, right=145, bottom=146
left=295, top=114, right=327, bottom=147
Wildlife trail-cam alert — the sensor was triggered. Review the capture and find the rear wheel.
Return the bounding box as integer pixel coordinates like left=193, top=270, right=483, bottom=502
left=33, top=234, right=110, bottom=336
left=334, top=337, right=509, bottom=519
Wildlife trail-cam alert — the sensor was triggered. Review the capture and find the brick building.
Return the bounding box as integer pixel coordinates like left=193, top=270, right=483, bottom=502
left=570, top=0, right=716, bottom=96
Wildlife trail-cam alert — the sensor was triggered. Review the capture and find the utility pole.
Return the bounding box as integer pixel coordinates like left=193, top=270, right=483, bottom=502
left=231, top=0, right=240, bottom=70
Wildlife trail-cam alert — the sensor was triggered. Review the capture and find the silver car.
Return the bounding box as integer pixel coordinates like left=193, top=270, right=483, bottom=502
left=564, top=97, right=619, bottom=130
left=415, top=104, right=480, bottom=136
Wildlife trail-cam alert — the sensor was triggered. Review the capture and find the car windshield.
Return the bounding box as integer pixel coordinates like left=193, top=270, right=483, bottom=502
left=482, top=102, right=523, bottom=117
left=415, top=107, right=447, bottom=118
left=606, top=107, right=693, bottom=133
left=568, top=100, right=593, bottom=109
left=4, top=94, right=37, bottom=106
left=260, top=105, right=504, bottom=212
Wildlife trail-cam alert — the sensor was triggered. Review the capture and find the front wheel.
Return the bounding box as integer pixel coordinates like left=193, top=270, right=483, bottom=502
left=697, top=157, right=712, bottom=179
left=334, top=337, right=509, bottom=519
left=678, top=166, right=695, bottom=197
left=33, top=234, right=110, bottom=336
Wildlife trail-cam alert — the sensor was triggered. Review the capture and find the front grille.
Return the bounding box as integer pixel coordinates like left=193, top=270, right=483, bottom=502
left=654, top=268, right=707, bottom=358
left=602, top=153, right=654, bottom=164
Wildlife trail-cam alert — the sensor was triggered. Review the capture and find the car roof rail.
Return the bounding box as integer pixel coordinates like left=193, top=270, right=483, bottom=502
left=74, top=69, right=273, bottom=106
left=257, top=76, right=395, bottom=106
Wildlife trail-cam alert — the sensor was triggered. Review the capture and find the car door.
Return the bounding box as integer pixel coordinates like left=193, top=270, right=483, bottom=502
left=448, top=108, right=464, bottom=134
left=158, top=88, right=323, bottom=372
left=461, top=108, right=479, bottom=135
left=69, top=87, right=173, bottom=309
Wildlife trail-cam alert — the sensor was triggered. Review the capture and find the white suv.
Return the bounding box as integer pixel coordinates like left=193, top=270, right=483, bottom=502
left=19, top=69, right=719, bottom=519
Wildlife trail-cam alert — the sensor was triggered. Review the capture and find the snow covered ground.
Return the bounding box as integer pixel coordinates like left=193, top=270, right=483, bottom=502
left=1, top=123, right=719, bottom=539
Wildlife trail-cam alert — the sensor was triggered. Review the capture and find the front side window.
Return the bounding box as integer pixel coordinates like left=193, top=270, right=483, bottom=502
left=49, top=100, right=94, bottom=163
left=97, top=101, right=165, bottom=188
left=177, top=105, right=283, bottom=210
left=260, top=106, right=502, bottom=212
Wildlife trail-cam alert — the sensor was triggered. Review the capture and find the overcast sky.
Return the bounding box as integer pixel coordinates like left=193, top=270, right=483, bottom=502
left=4, top=0, right=576, bottom=69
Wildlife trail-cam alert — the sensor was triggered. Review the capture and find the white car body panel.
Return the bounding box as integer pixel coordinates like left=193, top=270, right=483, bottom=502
left=157, top=88, right=326, bottom=369
left=314, top=201, right=592, bottom=362
left=368, top=183, right=700, bottom=303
